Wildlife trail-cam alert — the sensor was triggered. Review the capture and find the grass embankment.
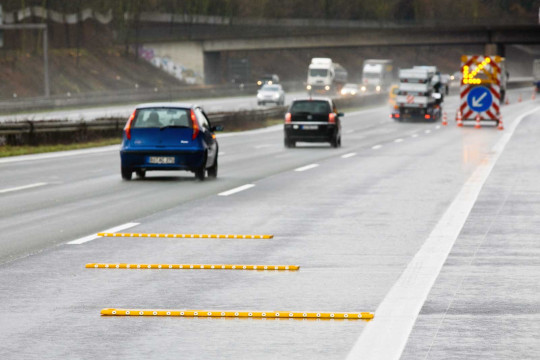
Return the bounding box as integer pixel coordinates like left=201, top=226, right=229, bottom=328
left=0, top=138, right=122, bottom=158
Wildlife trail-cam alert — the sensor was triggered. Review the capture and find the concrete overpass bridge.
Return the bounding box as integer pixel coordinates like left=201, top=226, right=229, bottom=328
left=142, top=24, right=540, bottom=84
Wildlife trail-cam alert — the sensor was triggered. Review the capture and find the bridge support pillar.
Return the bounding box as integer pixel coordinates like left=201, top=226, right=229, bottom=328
left=485, top=43, right=505, bottom=57
left=204, top=52, right=222, bottom=85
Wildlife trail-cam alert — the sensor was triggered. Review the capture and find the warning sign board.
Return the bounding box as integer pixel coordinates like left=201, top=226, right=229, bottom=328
left=459, top=55, right=504, bottom=121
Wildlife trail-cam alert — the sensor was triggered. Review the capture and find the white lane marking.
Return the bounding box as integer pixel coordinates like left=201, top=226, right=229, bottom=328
left=346, top=106, right=540, bottom=360
left=372, top=145, right=383, bottom=150
left=218, top=184, right=255, bottom=196
left=0, top=145, right=119, bottom=164
left=0, top=182, right=47, bottom=194
left=67, top=222, right=140, bottom=245
left=219, top=152, right=226, bottom=156
left=254, top=144, right=274, bottom=149
left=394, top=138, right=404, bottom=143
left=411, top=134, right=419, bottom=138
left=294, top=164, right=319, bottom=172
left=425, top=130, right=432, bottom=134
left=341, top=152, right=357, bottom=159
left=435, top=125, right=441, bottom=129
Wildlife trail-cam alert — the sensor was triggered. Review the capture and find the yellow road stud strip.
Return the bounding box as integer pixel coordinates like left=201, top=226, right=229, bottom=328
left=101, top=308, right=374, bottom=320
left=97, top=233, right=273, bottom=239
left=86, top=263, right=299, bottom=270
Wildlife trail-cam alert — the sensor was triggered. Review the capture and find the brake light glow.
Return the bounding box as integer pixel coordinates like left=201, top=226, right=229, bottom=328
left=328, top=113, right=336, bottom=124
left=425, top=114, right=431, bottom=119
left=124, top=110, right=136, bottom=140
left=285, top=113, right=292, bottom=123
left=190, top=109, right=199, bottom=140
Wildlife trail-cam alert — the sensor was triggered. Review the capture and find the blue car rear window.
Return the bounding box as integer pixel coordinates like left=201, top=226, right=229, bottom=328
left=133, top=108, right=192, bottom=128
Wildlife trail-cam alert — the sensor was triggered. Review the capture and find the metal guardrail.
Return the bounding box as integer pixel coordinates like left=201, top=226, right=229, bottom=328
left=0, top=93, right=389, bottom=145
left=0, top=81, right=306, bottom=115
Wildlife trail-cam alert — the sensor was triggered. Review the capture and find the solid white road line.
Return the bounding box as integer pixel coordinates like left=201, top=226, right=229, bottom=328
left=294, top=164, right=319, bottom=172
left=394, top=138, right=404, bottom=143
left=0, top=182, right=47, bottom=194
left=372, top=145, right=383, bottom=150
left=218, top=184, right=255, bottom=196
left=341, top=153, right=357, bottom=159
left=67, top=222, right=140, bottom=245
left=346, top=106, right=540, bottom=360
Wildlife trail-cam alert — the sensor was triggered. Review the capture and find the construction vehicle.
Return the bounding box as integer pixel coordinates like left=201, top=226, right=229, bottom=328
left=534, top=59, right=540, bottom=92
left=391, top=67, right=442, bottom=122
left=360, top=59, right=394, bottom=92
left=306, top=58, right=348, bottom=94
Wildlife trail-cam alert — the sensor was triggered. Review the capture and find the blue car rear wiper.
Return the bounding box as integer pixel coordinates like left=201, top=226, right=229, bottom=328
left=160, top=125, right=191, bottom=130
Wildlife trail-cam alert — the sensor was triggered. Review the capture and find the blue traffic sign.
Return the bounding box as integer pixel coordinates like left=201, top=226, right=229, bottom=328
left=467, top=86, right=493, bottom=113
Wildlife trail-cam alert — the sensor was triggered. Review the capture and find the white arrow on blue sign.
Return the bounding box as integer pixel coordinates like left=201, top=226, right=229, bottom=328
left=467, top=86, right=493, bottom=113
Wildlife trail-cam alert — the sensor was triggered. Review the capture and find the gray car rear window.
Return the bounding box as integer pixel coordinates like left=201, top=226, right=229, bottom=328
left=290, top=101, right=330, bottom=114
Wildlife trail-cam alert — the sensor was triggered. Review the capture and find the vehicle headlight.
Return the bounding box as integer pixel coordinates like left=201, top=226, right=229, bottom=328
left=257, top=93, right=263, bottom=99
left=341, top=89, right=346, bottom=95
left=361, top=86, right=366, bottom=92
left=307, top=85, right=312, bottom=90
left=351, top=91, right=357, bottom=95
left=273, top=94, right=279, bottom=99
left=376, top=86, right=381, bottom=92
left=257, top=81, right=262, bottom=86
left=325, top=85, right=330, bottom=91
left=268, top=81, right=273, bottom=85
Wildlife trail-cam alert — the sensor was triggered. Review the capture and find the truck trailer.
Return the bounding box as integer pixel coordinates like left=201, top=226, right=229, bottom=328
left=391, top=67, right=442, bottom=122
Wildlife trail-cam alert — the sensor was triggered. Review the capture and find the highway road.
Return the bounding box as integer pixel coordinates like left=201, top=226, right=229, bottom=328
left=1, top=90, right=539, bottom=359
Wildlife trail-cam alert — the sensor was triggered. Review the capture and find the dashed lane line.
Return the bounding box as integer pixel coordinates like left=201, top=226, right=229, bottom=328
left=425, top=130, right=432, bottom=134
left=294, top=164, right=319, bottom=172
left=341, top=153, right=357, bottom=159
left=372, top=145, right=383, bottom=150
left=218, top=184, right=255, bottom=196
left=67, top=222, right=140, bottom=245
left=0, top=182, right=47, bottom=194
left=394, top=138, right=404, bottom=143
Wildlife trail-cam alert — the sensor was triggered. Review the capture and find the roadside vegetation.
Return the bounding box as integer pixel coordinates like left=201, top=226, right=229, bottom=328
left=0, top=138, right=122, bottom=158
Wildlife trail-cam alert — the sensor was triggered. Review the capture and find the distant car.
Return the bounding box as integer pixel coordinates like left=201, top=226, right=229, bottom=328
left=257, top=84, right=285, bottom=106
left=257, top=74, right=280, bottom=87
left=120, top=103, right=221, bottom=181
left=340, top=83, right=359, bottom=96
left=284, top=98, right=343, bottom=148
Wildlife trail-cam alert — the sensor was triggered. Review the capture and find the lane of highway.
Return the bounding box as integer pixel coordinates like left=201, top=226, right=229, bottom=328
left=0, top=92, right=537, bottom=359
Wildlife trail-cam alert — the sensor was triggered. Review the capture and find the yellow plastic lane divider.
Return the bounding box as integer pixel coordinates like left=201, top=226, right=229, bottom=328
left=101, top=308, right=374, bottom=320
left=97, top=233, right=273, bottom=239
left=86, top=263, right=299, bottom=271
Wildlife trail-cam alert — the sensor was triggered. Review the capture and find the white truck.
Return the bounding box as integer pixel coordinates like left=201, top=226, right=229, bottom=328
left=360, top=59, right=394, bottom=92
left=306, top=58, right=348, bottom=94
left=391, top=67, right=442, bottom=122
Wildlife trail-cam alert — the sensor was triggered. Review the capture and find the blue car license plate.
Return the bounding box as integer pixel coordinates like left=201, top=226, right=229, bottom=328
left=148, top=156, right=175, bottom=164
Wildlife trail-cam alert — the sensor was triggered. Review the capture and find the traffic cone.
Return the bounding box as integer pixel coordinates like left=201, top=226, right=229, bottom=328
left=456, top=110, right=463, bottom=127
left=474, top=114, right=481, bottom=129
left=442, top=112, right=448, bottom=126
left=532, top=90, right=536, bottom=100
left=518, top=94, right=522, bottom=102
left=497, top=114, right=504, bottom=130
left=505, top=96, right=509, bottom=105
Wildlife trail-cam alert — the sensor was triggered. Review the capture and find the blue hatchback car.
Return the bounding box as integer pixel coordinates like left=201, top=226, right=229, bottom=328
left=120, top=103, right=220, bottom=181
